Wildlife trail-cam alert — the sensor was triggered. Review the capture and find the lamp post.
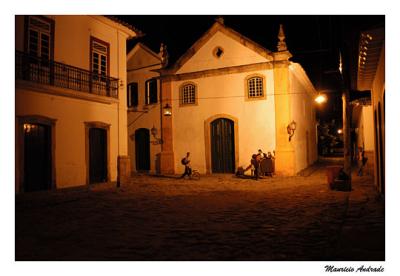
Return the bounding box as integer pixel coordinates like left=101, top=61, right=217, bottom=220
left=342, top=87, right=352, bottom=190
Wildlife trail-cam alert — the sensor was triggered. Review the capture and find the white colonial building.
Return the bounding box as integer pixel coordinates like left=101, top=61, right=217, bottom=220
left=353, top=27, right=385, bottom=193
left=15, top=15, right=140, bottom=192
left=128, top=19, right=318, bottom=176
left=126, top=42, right=166, bottom=174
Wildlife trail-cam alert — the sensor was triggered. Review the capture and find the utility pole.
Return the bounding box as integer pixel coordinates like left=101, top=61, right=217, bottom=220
left=342, top=88, right=352, bottom=190
left=338, top=30, right=352, bottom=191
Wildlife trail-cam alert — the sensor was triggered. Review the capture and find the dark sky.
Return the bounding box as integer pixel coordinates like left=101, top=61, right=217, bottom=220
left=116, top=15, right=384, bottom=123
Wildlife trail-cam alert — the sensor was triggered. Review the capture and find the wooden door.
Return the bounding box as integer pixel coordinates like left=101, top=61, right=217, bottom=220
left=89, top=128, right=107, bottom=183
left=135, top=128, right=150, bottom=171
left=211, top=118, right=235, bottom=173
left=23, top=123, right=51, bottom=192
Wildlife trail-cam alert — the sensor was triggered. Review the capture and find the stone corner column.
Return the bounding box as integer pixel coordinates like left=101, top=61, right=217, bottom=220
left=160, top=79, right=175, bottom=175
left=273, top=50, right=296, bottom=176
left=160, top=151, right=175, bottom=175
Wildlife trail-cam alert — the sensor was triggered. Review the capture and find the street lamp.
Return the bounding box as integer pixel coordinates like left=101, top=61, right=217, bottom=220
left=163, top=103, right=172, bottom=116
left=315, top=94, right=327, bottom=104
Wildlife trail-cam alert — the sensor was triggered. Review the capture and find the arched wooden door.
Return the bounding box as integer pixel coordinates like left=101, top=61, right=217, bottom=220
left=23, top=123, right=52, bottom=191
left=135, top=128, right=150, bottom=171
left=211, top=118, right=235, bottom=173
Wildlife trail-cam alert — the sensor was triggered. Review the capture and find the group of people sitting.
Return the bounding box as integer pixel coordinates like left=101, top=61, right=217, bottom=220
left=237, top=149, right=275, bottom=180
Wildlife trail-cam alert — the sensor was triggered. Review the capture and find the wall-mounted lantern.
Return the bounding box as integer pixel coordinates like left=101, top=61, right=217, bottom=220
left=287, top=120, right=297, bottom=142
left=163, top=103, right=172, bottom=116
left=150, top=125, right=163, bottom=145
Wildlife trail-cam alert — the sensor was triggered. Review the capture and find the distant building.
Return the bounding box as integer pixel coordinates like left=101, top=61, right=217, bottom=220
left=128, top=19, right=318, bottom=176
left=126, top=43, right=164, bottom=174
left=354, top=27, right=385, bottom=193
left=15, top=15, right=140, bottom=192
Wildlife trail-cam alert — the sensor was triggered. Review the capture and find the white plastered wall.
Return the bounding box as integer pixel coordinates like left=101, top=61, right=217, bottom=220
left=289, top=63, right=318, bottom=173
left=15, top=15, right=131, bottom=189
left=172, top=70, right=276, bottom=174
left=127, top=45, right=162, bottom=173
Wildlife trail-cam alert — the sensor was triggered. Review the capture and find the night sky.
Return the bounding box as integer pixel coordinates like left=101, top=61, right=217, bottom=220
left=115, top=15, right=384, bottom=123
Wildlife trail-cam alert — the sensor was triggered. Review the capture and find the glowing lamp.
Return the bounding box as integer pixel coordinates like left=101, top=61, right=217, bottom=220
left=315, top=94, right=327, bottom=104
left=163, top=103, right=172, bottom=116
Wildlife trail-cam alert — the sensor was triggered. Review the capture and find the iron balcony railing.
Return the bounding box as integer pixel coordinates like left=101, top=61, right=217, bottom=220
left=16, top=51, right=119, bottom=99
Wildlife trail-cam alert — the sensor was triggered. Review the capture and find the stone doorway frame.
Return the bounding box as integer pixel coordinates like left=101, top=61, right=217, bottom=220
left=204, top=114, right=239, bottom=174
left=16, top=115, right=57, bottom=193
left=84, top=121, right=110, bottom=185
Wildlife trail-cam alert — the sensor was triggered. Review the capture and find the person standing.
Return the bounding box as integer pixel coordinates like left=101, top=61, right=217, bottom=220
left=251, top=154, right=260, bottom=180
left=257, top=149, right=266, bottom=159
left=357, top=147, right=365, bottom=176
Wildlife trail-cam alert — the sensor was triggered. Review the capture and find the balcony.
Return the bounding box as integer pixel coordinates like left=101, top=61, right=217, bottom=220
left=16, top=51, right=119, bottom=99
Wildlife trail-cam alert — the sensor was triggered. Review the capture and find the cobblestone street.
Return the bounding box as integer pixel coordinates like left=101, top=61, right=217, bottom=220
left=15, top=159, right=385, bottom=261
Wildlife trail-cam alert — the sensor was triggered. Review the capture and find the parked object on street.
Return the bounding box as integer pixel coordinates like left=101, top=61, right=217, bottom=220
left=326, top=166, right=351, bottom=191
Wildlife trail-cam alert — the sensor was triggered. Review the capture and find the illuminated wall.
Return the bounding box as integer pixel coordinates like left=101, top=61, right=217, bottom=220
left=289, top=63, right=318, bottom=173
left=127, top=44, right=162, bottom=174
left=15, top=15, right=135, bottom=191
left=171, top=70, right=276, bottom=174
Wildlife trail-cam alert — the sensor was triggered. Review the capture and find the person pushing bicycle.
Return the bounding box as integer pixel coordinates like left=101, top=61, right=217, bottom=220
left=180, top=152, right=192, bottom=178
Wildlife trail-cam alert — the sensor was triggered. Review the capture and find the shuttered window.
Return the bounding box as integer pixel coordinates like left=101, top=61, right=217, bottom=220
left=127, top=82, right=138, bottom=107
left=145, top=79, right=158, bottom=105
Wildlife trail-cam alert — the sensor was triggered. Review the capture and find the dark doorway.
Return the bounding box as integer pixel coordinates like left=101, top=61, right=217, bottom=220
left=374, top=109, right=380, bottom=191
left=23, top=123, right=51, bottom=192
left=378, top=103, right=385, bottom=194
left=89, top=128, right=108, bottom=183
left=135, top=128, right=150, bottom=171
left=211, top=118, right=235, bottom=173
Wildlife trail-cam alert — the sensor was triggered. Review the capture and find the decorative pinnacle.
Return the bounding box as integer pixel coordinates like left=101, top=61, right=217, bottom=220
left=277, top=24, right=288, bottom=52
left=215, top=16, right=224, bottom=25
left=159, top=43, right=169, bottom=68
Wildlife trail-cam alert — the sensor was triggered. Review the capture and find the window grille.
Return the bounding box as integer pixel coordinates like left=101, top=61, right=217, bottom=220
left=182, top=84, right=196, bottom=105
left=247, top=77, right=263, bottom=98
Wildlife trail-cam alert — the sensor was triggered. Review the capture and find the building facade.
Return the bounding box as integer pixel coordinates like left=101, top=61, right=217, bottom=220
left=356, top=27, right=385, bottom=193
left=128, top=20, right=318, bottom=176
left=126, top=43, right=164, bottom=174
left=15, top=15, right=139, bottom=192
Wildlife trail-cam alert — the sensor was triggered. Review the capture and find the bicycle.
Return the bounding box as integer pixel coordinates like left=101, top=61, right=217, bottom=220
left=189, top=169, right=200, bottom=180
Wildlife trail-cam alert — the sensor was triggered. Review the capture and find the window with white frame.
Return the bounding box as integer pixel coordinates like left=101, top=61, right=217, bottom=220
left=27, top=16, right=53, bottom=61
left=91, top=38, right=109, bottom=81
left=181, top=83, right=196, bottom=105
left=145, top=78, right=158, bottom=105
left=247, top=76, right=264, bottom=98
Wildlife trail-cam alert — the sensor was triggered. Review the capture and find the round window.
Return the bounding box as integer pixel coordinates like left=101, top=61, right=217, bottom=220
left=213, top=46, right=224, bottom=58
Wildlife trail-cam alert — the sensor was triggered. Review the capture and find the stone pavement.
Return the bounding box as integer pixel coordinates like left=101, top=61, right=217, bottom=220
left=15, top=159, right=384, bottom=261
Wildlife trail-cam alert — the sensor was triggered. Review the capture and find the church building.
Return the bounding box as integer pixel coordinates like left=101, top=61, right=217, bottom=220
left=128, top=18, right=318, bottom=176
